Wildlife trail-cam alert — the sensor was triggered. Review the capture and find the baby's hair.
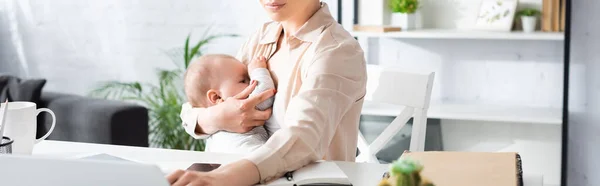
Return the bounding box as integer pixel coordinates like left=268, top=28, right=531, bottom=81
left=184, top=54, right=236, bottom=107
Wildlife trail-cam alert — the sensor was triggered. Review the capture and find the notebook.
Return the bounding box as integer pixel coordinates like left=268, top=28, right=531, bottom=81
left=259, top=161, right=352, bottom=186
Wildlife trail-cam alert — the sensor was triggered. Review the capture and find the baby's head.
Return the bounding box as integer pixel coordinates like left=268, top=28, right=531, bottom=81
left=184, top=54, right=250, bottom=107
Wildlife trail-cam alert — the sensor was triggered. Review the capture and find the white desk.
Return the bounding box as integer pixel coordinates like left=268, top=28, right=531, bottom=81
left=32, top=140, right=544, bottom=186
left=32, top=140, right=388, bottom=186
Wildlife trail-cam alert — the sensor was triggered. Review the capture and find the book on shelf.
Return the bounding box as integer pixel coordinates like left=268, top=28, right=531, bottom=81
left=258, top=161, right=352, bottom=186
left=552, top=0, right=560, bottom=32
left=542, top=0, right=553, bottom=31
left=560, top=0, right=566, bottom=31
left=542, top=0, right=566, bottom=32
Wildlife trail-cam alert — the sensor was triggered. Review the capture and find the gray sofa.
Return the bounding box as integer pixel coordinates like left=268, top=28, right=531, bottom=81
left=1, top=74, right=149, bottom=147
left=37, top=92, right=149, bottom=147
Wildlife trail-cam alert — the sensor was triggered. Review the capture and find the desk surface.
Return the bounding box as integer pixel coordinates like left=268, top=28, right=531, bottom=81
left=32, top=140, right=545, bottom=186
left=32, top=140, right=389, bottom=186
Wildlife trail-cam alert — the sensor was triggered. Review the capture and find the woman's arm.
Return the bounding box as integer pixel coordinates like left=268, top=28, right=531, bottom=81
left=167, top=159, right=260, bottom=186
left=180, top=103, right=213, bottom=138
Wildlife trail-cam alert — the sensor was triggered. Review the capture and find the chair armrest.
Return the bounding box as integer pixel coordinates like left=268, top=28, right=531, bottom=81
left=39, top=92, right=149, bottom=147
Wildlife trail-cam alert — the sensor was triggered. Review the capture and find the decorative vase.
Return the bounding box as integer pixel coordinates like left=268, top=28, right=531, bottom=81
left=390, top=11, right=422, bottom=30
left=521, top=16, right=537, bottom=33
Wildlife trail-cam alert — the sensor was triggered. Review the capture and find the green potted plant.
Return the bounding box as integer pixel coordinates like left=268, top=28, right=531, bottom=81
left=378, top=157, right=435, bottom=186
left=516, top=8, right=541, bottom=33
left=90, top=30, right=236, bottom=151
left=389, top=0, right=422, bottom=30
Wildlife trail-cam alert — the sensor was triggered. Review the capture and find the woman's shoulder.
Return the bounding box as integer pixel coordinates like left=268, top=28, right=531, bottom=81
left=313, top=24, right=363, bottom=56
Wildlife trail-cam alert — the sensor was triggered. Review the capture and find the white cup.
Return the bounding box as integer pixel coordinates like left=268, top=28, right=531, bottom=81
left=3, top=102, right=56, bottom=155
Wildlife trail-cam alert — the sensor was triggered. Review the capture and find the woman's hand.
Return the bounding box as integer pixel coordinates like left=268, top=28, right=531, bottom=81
left=167, top=170, right=220, bottom=186
left=166, top=160, right=260, bottom=186
left=200, top=81, right=276, bottom=134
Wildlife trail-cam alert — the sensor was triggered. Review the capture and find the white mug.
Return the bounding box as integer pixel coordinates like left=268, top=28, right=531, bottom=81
left=3, top=102, right=56, bottom=155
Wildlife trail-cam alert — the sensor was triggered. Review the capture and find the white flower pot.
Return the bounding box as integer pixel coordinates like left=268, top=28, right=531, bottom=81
left=390, top=12, right=422, bottom=30
left=521, top=16, right=537, bottom=33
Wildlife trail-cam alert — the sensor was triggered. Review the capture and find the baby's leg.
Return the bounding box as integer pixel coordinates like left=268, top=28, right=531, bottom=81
left=204, top=126, right=269, bottom=154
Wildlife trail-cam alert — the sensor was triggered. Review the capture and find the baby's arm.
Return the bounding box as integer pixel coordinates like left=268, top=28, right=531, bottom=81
left=248, top=56, right=275, bottom=111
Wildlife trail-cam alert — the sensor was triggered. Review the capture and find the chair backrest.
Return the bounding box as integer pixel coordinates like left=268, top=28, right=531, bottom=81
left=356, top=65, right=435, bottom=163
left=365, top=64, right=434, bottom=109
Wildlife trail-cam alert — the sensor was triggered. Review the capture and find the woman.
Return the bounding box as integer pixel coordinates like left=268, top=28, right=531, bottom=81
left=167, top=0, right=367, bottom=185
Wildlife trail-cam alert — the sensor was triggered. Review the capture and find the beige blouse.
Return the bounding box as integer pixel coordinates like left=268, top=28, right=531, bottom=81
left=181, top=2, right=367, bottom=184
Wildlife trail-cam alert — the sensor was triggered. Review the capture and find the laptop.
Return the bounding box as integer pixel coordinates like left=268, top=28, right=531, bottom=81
left=0, top=154, right=170, bottom=186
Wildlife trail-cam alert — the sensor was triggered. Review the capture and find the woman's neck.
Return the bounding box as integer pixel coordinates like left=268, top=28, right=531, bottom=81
left=280, top=2, right=321, bottom=38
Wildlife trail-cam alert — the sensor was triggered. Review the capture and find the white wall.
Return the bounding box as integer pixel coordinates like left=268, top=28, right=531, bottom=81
left=0, top=0, right=269, bottom=95
left=376, top=39, right=565, bottom=108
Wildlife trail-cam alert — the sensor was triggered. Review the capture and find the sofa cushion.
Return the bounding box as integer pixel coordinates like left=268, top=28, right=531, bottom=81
left=0, top=75, right=47, bottom=103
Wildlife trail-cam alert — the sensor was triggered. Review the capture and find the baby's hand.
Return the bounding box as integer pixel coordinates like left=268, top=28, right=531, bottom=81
left=248, top=56, right=268, bottom=73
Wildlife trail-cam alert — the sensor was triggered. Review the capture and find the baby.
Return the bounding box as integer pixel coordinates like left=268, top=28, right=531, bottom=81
left=182, top=54, right=275, bottom=154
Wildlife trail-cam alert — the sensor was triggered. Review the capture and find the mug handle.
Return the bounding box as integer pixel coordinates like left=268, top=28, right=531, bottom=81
left=35, top=108, right=56, bottom=143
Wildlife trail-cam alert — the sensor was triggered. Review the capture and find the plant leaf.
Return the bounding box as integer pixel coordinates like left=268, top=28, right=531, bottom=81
left=184, top=34, right=190, bottom=68
left=89, top=81, right=143, bottom=100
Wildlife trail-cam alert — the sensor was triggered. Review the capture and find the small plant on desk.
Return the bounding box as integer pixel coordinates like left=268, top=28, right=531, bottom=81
left=378, top=157, right=435, bottom=186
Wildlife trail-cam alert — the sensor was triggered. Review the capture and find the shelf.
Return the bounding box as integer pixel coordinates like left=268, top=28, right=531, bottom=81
left=351, top=29, right=565, bottom=41
left=361, top=101, right=563, bottom=125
